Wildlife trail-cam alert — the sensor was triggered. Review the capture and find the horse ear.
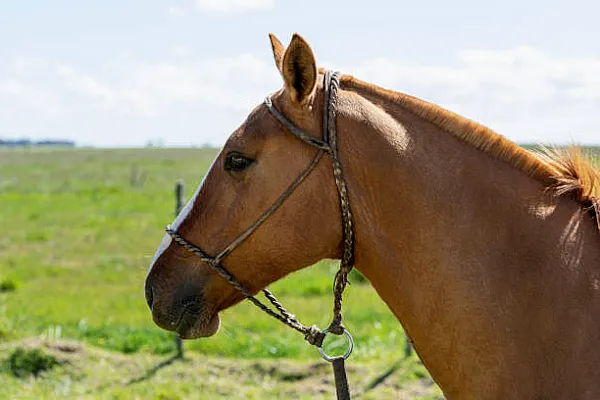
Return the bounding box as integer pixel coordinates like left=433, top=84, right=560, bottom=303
left=269, top=33, right=285, bottom=74
left=281, top=33, right=317, bottom=104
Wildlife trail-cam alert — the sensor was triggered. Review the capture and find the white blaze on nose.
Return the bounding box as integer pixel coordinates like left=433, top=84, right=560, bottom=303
left=147, top=154, right=221, bottom=276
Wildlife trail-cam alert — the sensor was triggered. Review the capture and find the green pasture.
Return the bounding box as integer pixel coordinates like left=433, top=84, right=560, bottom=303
left=0, top=147, right=441, bottom=399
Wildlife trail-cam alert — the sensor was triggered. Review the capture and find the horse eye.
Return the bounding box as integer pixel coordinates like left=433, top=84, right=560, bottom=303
left=224, top=152, right=253, bottom=172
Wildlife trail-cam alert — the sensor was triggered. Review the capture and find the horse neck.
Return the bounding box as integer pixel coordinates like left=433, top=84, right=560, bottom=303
left=337, top=83, right=600, bottom=397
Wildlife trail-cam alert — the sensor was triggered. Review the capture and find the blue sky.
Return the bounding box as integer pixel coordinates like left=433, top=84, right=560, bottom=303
left=1, top=0, right=599, bottom=146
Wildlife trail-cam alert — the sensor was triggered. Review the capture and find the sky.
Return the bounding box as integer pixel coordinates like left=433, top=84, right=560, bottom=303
left=0, top=0, right=599, bottom=147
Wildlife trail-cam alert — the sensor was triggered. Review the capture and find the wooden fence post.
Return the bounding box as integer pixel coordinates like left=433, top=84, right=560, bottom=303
left=404, top=335, right=413, bottom=359
left=174, top=179, right=185, bottom=359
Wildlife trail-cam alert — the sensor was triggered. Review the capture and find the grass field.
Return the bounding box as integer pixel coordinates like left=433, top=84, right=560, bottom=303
left=0, top=147, right=441, bottom=399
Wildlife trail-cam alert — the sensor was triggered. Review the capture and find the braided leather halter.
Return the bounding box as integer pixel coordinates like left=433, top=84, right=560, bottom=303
left=166, top=70, right=355, bottom=349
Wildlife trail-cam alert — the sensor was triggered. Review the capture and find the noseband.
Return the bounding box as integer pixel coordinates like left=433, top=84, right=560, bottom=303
left=166, top=70, right=355, bottom=349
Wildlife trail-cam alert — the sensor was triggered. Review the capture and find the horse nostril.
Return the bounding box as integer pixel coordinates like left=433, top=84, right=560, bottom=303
left=145, top=283, right=154, bottom=310
left=180, top=295, right=203, bottom=314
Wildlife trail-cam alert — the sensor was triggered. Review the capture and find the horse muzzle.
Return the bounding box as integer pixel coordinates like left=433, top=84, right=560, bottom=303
left=145, top=277, right=221, bottom=339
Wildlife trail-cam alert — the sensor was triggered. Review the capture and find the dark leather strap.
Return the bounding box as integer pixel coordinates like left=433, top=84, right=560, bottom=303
left=332, top=357, right=351, bottom=400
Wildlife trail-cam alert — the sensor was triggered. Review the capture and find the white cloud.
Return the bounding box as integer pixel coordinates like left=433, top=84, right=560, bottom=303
left=0, top=77, right=62, bottom=116
left=334, top=46, right=600, bottom=144
left=195, top=0, right=274, bottom=13
left=2, top=47, right=600, bottom=146
left=54, top=54, right=278, bottom=116
left=67, top=75, right=115, bottom=105
left=173, top=45, right=191, bottom=58
left=167, top=6, right=184, bottom=17
left=56, top=64, right=75, bottom=76
left=10, top=57, right=46, bottom=73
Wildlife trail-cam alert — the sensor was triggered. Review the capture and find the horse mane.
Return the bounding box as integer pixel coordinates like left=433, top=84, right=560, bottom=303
left=536, top=146, right=600, bottom=229
left=341, top=75, right=600, bottom=230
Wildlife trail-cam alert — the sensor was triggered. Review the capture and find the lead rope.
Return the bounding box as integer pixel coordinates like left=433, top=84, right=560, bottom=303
left=165, top=70, right=355, bottom=399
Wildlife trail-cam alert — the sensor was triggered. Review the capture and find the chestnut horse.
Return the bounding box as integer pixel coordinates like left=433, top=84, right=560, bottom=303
left=145, top=34, right=600, bottom=399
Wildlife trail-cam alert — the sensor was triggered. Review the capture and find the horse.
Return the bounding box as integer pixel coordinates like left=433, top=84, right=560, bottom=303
left=145, top=33, right=600, bottom=399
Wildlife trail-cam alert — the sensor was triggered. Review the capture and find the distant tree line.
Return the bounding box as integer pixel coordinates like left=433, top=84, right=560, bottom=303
left=0, top=138, right=75, bottom=147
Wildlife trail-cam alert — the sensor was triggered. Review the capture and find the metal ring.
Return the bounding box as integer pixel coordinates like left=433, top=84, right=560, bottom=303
left=318, top=328, right=354, bottom=362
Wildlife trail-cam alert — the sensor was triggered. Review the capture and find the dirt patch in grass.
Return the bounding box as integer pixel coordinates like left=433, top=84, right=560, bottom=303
left=0, top=338, right=443, bottom=399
